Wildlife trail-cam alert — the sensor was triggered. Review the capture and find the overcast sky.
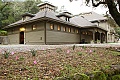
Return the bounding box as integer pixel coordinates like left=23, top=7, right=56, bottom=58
left=42, top=0, right=108, bottom=15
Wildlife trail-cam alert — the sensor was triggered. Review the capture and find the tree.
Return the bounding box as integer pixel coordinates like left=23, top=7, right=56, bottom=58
left=70, top=0, right=120, bottom=27
left=0, top=0, right=42, bottom=28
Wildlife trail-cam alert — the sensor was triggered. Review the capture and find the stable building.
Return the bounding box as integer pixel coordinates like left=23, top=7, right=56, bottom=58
left=3, top=2, right=108, bottom=45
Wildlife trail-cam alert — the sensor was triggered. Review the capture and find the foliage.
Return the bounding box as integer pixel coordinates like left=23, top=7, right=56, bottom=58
left=56, top=48, right=63, bottom=53
left=30, top=49, right=37, bottom=56
left=3, top=50, right=10, bottom=59
left=72, top=45, right=76, bottom=50
left=77, top=52, right=83, bottom=55
left=0, top=0, right=42, bottom=28
left=70, top=0, right=120, bottom=27
left=0, top=30, right=7, bottom=36
left=112, top=75, right=120, bottom=80
left=74, top=73, right=90, bottom=80
left=90, top=71, right=107, bottom=80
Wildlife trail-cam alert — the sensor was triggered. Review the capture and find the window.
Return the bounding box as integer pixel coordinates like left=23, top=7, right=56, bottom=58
left=68, top=28, right=71, bottom=32
left=50, top=24, right=54, bottom=30
left=57, top=25, right=61, bottom=31
left=76, top=29, right=79, bottom=33
left=32, top=25, right=37, bottom=30
left=63, top=27, right=66, bottom=32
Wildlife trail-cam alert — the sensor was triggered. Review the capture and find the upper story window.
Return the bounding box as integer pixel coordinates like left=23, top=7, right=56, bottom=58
left=32, top=25, right=37, bottom=30
left=50, top=24, right=54, bottom=30
left=57, top=25, right=61, bottom=31
left=63, top=27, right=66, bottom=32
left=68, top=28, right=71, bottom=32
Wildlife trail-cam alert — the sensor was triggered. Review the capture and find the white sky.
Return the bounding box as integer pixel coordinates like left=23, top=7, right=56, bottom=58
left=42, top=0, right=108, bottom=15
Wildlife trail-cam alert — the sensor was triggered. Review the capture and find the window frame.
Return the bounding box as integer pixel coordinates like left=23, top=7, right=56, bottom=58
left=57, top=25, right=61, bottom=31
left=63, top=27, right=66, bottom=32
left=68, top=27, right=71, bottom=32
left=50, top=23, right=54, bottom=30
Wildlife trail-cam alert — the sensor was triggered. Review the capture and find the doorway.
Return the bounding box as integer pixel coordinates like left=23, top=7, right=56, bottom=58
left=20, top=31, right=24, bottom=44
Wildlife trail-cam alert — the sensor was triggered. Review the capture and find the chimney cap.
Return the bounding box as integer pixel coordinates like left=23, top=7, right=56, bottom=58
left=37, top=1, right=56, bottom=8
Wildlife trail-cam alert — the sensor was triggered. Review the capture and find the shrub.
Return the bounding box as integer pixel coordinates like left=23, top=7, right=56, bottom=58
left=56, top=48, right=62, bottom=53
left=72, top=45, right=76, bottom=50
left=112, top=75, right=120, bottom=80
left=74, top=73, right=90, bottom=80
left=3, top=50, right=10, bottom=59
left=30, top=49, right=37, bottom=57
left=90, top=71, right=106, bottom=80
left=77, top=52, right=83, bottom=56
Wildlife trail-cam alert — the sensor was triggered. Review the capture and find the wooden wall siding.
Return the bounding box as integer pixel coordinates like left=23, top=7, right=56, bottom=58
left=81, top=34, right=93, bottom=43
left=46, top=22, right=79, bottom=33
left=25, top=22, right=44, bottom=32
left=8, top=34, right=19, bottom=44
left=46, top=30, right=80, bottom=44
left=25, top=30, right=45, bottom=44
left=7, top=27, right=19, bottom=34
left=99, top=22, right=108, bottom=30
left=107, top=34, right=115, bottom=43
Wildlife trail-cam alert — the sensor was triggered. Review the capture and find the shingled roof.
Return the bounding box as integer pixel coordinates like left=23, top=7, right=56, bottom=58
left=4, top=8, right=106, bottom=30
left=80, top=12, right=107, bottom=22
left=3, top=10, right=80, bottom=29
left=70, top=16, right=96, bottom=28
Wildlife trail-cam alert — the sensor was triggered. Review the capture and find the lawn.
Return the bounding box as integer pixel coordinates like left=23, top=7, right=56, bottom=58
left=0, top=46, right=120, bottom=80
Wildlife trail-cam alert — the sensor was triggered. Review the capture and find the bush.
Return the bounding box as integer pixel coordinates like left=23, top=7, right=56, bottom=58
left=74, top=73, right=90, bottom=80
left=112, top=75, right=120, bottom=80
left=72, top=45, right=76, bottom=50
left=3, top=50, right=10, bottom=59
left=30, top=49, right=37, bottom=57
left=77, top=52, right=83, bottom=56
left=90, top=71, right=106, bottom=80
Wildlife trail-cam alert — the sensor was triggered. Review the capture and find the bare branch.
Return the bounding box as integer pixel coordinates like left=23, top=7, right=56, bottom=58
left=92, top=0, right=106, bottom=7
left=0, top=2, right=9, bottom=12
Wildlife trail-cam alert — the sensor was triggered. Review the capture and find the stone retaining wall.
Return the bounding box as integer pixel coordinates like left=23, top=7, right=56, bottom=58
left=0, top=36, right=8, bottom=45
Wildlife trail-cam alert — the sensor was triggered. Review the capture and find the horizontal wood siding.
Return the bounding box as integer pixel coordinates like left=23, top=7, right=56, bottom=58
left=26, top=22, right=44, bottom=32
left=8, top=34, right=19, bottom=44
left=46, top=30, right=80, bottom=44
left=25, top=30, right=45, bottom=45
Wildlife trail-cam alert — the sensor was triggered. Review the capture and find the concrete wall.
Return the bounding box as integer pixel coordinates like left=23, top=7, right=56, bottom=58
left=0, top=36, right=9, bottom=45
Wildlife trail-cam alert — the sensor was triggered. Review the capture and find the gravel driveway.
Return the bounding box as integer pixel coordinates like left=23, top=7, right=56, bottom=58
left=0, top=43, right=120, bottom=53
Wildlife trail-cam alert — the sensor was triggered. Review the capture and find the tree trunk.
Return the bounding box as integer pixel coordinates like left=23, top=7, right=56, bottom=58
left=107, top=0, right=120, bottom=26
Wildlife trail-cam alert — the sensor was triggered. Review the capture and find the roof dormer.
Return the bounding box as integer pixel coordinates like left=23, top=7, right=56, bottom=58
left=57, top=11, right=72, bottom=22
left=37, top=2, right=56, bottom=12
left=22, top=12, right=35, bottom=21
